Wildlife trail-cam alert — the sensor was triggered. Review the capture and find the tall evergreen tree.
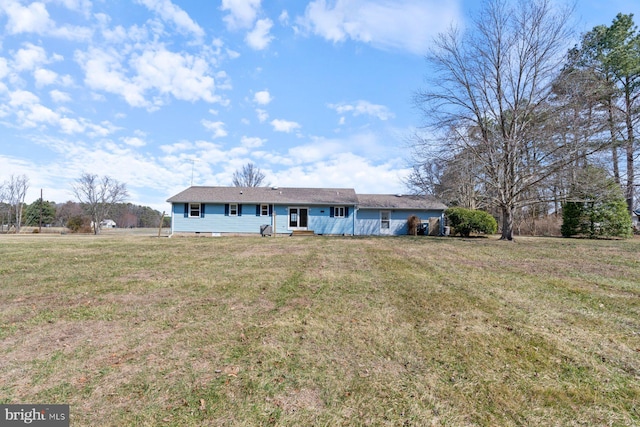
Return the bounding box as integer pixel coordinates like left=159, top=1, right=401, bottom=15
left=561, top=166, right=632, bottom=238
left=571, top=14, right=640, bottom=214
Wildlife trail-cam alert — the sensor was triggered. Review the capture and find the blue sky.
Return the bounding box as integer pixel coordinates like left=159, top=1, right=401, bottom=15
left=1, top=0, right=639, bottom=212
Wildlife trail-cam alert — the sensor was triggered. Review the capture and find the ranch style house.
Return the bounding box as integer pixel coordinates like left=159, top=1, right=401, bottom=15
left=167, top=186, right=448, bottom=237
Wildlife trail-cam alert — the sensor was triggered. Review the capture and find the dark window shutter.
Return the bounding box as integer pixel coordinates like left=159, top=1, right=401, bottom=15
left=345, top=207, right=349, bottom=217
left=201, top=203, right=205, bottom=218
left=330, top=207, right=334, bottom=217
left=225, top=204, right=229, bottom=216
left=238, top=204, right=242, bottom=216
left=184, top=203, right=188, bottom=218
left=269, top=205, right=273, bottom=216
left=256, top=205, right=260, bottom=216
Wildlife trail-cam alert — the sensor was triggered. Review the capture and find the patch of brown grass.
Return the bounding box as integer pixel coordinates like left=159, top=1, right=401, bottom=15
left=0, top=234, right=639, bottom=426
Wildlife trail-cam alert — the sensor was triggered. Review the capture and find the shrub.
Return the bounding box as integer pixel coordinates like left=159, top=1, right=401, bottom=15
left=67, top=215, right=86, bottom=233
left=407, top=215, right=420, bottom=235
left=561, top=167, right=632, bottom=239
left=445, top=207, right=497, bottom=237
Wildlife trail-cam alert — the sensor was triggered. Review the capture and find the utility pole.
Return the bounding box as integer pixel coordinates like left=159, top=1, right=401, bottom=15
left=39, top=188, right=42, bottom=233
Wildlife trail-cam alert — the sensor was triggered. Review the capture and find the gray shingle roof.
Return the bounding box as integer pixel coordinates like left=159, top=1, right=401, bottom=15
left=356, top=194, right=447, bottom=210
left=167, top=186, right=359, bottom=205
left=167, top=186, right=447, bottom=210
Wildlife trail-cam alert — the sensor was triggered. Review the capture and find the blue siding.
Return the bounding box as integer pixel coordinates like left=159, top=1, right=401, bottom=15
left=172, top=203, right=273, bottom=234
left=307, top=207, right=354, bottom=235
left=171, top=203, right=355, bottom=235
left=356, top=209, right=445, bottom=236
left=171, top=203, right=443, bottom=236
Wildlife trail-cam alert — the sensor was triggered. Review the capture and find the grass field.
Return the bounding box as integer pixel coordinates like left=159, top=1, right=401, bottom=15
left=1, top=233, right=639, bottom=426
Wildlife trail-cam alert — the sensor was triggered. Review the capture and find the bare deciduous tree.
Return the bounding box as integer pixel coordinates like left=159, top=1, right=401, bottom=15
left=232, top=163, right=269, bottom=187
left=413, top=0, right=609, bottom=240
left=1, top=175, right=29, bottom=233
left=72, top=173, right=128, bottom=234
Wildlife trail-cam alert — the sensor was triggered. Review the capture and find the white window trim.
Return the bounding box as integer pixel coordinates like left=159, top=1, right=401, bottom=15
left=334, top=206, right=345, bottom=218
left=380, top=210, right=391, bottom=229
left=229, top=203, right=238, bottom=216
left=189, top=203, right=201, bottom=218
left=261, top=204, right=269, bottom=216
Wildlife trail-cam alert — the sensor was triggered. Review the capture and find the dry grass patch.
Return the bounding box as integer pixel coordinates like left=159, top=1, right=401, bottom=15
left=0, top=234, right=639, bottom=426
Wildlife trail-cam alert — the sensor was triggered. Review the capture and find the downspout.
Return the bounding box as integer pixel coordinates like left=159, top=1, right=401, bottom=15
left=272, top=204, right=276, bottom=237
left=353, top=204, right=358, bottom=236
left=168, top=203, right=175, bottom=238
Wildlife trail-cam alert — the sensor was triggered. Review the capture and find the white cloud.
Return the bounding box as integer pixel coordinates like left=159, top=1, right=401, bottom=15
left=255, top=109, right=268, bottom=123
left=122, top=136, right=147, bottom=147
left=201, top=120, right=227, bottom=139
left=0, top=0, right=92, bottom=40
left=131, top=47, right=218, bottom=103
left=328, top=100, right=395, bottom=121
left=136, top=0, right=204, bottom=38
left=279, top=10, right=289, bottom=26
left=270, top=119, right=301, bottom=133
left=245, top=18, right=273, bottom=50
left=75, top=47, right=147, bottom=107
left=159, top=140, right=194, bottom=154
left=1, top=1, right=52, bottom=34
left=12, top=43, right=48, bottom=71
left=34, top=68, right=58, bottom=87
left=9, top=89, right=40, bottom=107
left=226, top=47, right=241, bottom=60
left=3, top=87, right=117, bottom=136
left=75, top=45, right=221, bottom=108
left=240, top=136, right=266, bottom=148
left=273, top=152, right=410, bottom=193
left=0, top=58, right=9, bottom=79
left=59, top=117, right=84, bottom=134
left=50, top=90, right=71, bottom=103
left=23, top=103, right=59, bottom=127
left=221, top=0, right=262, bottom=30
left=297, top=0, right=462, bottom=55
left=288, top=140, right=343, bottom=163
left=253, top=90, right=272, bottom=105
left=54, top=0, right=92, bottom=15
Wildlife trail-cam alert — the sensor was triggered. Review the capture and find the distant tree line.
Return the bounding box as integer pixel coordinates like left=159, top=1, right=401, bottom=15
left=1, top=172, right=168, bottom=233
left=1, top=200, right=168, bottom=231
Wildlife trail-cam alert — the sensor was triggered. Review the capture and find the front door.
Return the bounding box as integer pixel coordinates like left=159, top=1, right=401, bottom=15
left=289, top=207, right=308, bottom=230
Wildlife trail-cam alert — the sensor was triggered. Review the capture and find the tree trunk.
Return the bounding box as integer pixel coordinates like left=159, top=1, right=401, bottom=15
left=607, top=101, right=621, bottom=185
left=626, top=140, right=634, bottom=213
left=500, top=205, right=515, bottom=241
left=625, top=84, right=635, bottom=214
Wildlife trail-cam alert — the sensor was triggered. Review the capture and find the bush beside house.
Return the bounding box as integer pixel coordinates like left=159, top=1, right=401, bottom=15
left=445, top=207, right=497, bottom=237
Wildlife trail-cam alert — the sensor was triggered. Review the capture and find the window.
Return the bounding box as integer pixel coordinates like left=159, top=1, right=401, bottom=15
left=331, top=206, right=348, bottom=218
left=261, top=204, right=269, bottom=216
left=189, top=203, right=201, bottom=218
left=381, top=210, right=390, bottom=229
left=225, top=204, right=242, bottom=216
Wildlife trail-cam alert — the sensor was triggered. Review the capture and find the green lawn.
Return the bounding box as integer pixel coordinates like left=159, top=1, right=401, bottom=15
left=1, top=233, right=639, bottom=426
